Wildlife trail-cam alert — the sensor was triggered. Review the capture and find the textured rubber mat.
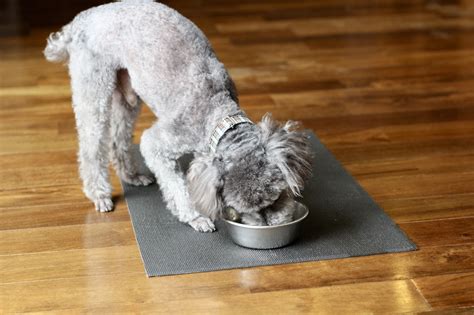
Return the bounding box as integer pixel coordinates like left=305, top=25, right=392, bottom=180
left=122, top=132, right=416, bottom=277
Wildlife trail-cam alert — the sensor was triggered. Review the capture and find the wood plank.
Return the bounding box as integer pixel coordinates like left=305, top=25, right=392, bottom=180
left=0, top=221, right=135, bottom=255
left=0, top=245, right=144, bottom=284
left=239, top=245, right=474, bottom=294
left=345, top=154, right=474, bottom=178
left=417, top=309, right=474, bottom=315
left=271, top=93, right=474, bottom=123
left=381, top=194, right=474, bottom=223
left=0, top=171, right=126, bottom=208
left=0, top=184, right=91, bottom=208
left=400, top=217, right=474, bottom=247
left=0, top=165, right=81, bottom=190
left=2, top=204, right=468, bottom=257
left=0, top=135, right=77, bottom=154
left=414, top=272, right=474, bottom=310
left=357, top=171, right=474, bottom=200
left=2, top=242, right=473, bottom=290
left=0, top=200, right=130, bottom=231
left=328, top=140, right=474, bottom=166
left=2, top=0, right=474, bottom=312
left=0, top=276, right=430, bottom=314
left=0, top=150, right=77, bottom=170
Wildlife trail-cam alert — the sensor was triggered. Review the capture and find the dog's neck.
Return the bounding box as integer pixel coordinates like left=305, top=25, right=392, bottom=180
left=201, top=92, right=259, bottom=155
left=213, top=121, right=260, bottom=156
left=208, top=115, right=254, bottom=153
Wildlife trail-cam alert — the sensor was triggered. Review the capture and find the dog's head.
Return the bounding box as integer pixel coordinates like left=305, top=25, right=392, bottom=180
left=187, top=113, right=313, bottom=220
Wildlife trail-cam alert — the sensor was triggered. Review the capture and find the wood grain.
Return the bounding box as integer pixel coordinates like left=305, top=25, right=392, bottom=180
left=0, top=277, right=431, bottom=314
left=2, top=243, right=473, bottom=286
left=414, top=272, right=474, bottom=310
left=401, top=217, right=474, bottom=247
left=0, top=221, right=135, bottom=255
left=1, top=0, right=474, bottom=313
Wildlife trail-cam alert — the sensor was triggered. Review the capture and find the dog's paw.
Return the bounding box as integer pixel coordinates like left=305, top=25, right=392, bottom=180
left=189, top=216, right=216, bottom=233
left=122, top=173, right=155, bottom=186
left=94, top=197, right=114, bottom=212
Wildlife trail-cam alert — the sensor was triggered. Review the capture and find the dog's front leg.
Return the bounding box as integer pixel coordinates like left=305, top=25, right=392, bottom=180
left=140, top=124, right=216, bottom=232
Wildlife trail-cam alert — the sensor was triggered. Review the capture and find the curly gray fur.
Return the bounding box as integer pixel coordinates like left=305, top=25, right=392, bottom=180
left=44, top=0, right=313, bottom=232
left=188, top=113, right=313, bottom=224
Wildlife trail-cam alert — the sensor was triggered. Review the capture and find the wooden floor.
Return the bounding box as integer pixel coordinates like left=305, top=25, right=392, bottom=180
left=1, top=0, right=474, bottom=313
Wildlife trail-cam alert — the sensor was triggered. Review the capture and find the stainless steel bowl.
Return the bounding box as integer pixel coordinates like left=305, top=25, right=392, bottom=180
left=222, top=202, right=309, bottom=249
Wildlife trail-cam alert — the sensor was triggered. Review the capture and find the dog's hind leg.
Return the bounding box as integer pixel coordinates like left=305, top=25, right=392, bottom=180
left=69, top=52, right=116, bottom=212
left=109, top=69, right=154, bottom=186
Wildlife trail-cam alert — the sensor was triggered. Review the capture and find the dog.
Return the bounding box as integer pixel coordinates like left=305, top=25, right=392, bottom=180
left=44, top=0, right=313, bottom=232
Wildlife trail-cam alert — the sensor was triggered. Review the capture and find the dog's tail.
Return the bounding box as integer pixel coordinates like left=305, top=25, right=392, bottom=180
left=44, top=24, right=72, bottom=63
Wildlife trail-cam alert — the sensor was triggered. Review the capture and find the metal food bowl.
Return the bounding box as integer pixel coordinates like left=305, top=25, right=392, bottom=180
left=222, top=202, right=309, bottom=249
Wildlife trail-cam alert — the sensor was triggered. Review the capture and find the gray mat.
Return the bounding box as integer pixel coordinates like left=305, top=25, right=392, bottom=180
left=122, top=132, right=416, bottom=277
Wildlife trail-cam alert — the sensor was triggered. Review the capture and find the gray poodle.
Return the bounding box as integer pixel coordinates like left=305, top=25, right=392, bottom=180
left=44, top=0, right=313, bottom=232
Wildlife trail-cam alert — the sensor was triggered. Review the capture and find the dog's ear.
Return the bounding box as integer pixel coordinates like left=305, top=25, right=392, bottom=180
left=258, top=113, right=313, bottom=197
left=187, top=155, right=224, bottom=220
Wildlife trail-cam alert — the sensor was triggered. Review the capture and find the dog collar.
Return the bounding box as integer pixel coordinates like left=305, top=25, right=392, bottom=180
left=209, top=115, right=254, bottom=153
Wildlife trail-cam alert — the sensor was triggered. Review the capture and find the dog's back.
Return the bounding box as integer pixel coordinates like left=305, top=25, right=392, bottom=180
left=45, top=0, right=233, bottom=118
left=46, top=1, right=211, bottom=68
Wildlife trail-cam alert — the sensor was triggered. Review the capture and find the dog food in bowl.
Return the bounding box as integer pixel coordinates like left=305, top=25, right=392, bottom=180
left=222, top=201, right=309, bottom=249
